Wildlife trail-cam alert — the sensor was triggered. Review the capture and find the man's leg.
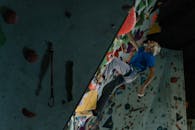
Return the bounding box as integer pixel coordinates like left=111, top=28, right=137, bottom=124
left=95, top=75, right=125, bottom=117
left=103, top=58, right=130, bottom=80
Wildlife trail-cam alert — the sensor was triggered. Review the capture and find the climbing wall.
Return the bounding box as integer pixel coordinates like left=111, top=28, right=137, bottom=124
left=145, top=50, right=186, bottom=130
left=98, top=49, right=187, bottom=130
left=0, top=0, right=129, bottom=130
left=65, top=0, right=188, bottom=129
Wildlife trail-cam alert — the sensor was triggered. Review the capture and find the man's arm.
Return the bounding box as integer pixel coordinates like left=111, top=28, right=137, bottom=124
left=138, top=67, right=155, bottom=96
left=127, top=32, right=138, bottom=51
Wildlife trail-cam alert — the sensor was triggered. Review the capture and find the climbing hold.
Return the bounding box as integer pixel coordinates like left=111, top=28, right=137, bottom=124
left=111, top=24, right=116, bottom=29
left=147, top=23, right=161, bottom=35
left=125, top=103, right=130, bottom=110
left=2, top=7, right=18, bottom=24
left=157, top=126, right=163, bottom=130
left=23, top=47, right=38, bottom=63
left=161, top=114, right=166, bottom=118
left=102, top=116, right=113, bottom=128
left=88, top=82, right=96, bottom=90
left=107, top=108, right=113, bottom=115
left=117, top=7, right=136, bottom=36
left=22, top=108, right=36, bottom=118
left=176, top=113, right=183, bottom=122
left=121, top=4, right=131, bottom=12
left=135, top=11, right=145, bottom=27
left=119, top=85, right=126, bottom=90
left=64, top=10, right=72, bottom=18
left=177, top=97, right=182, bottom=101
left=151, top=11, right=159, bottom=25
left=111, top=102, right=115, bottom=107
left=170, top=77, right=179, bottom=83
left=125, top=125, right=130, bottom=129
left=134, top=29, right=144, bottom=41
left=149, top=108, right=153, bottom=113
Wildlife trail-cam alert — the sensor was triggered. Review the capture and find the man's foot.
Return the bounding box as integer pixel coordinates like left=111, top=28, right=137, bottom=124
left=92, top=109, right=98, bottom=116
left=138, top=93, right=145, bottom=97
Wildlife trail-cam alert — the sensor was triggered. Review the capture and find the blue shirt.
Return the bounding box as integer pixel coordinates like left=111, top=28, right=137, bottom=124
left=130, top=47, right=155, bottom=72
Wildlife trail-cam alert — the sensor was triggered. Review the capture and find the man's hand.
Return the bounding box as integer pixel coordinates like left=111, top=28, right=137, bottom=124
left=138, top=67, right=155, bottom=97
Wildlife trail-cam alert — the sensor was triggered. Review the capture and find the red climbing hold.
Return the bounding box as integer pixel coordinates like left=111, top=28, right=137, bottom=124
left=151, top=11, right=158, bottom=25
left=170, top=77, right=178, bottom=83
left=23, top=47, right=38, bottom=63
left=117, top=7, right=136, bottom=36
left=88, top=82, right=96, bottom=90
left=2, top=8, right=18, bottom=24
left=22, top=108, right=36, bottom=118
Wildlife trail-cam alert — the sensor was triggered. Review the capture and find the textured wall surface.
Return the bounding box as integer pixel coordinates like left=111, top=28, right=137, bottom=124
left=0, top=0, right=129, bottom=130
left=97, top=49, right=187, bottom=130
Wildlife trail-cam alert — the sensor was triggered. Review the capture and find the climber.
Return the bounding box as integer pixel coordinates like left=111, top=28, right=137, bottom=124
left=94, top=32, right=161, bottom=117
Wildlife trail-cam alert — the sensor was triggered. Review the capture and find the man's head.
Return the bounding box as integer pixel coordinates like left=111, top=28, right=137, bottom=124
left=144, top=40, right=161, bottom=56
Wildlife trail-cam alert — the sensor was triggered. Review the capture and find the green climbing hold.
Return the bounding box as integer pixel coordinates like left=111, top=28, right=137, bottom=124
left=148, top=0, right=153, bottom=6
left=137, top=1, right=146, bottom=11
left=135, top=11, right=145, bottom=27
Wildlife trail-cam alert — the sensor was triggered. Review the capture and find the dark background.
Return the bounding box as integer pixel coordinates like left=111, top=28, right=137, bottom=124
left=148, top=0, right=195, bottom=119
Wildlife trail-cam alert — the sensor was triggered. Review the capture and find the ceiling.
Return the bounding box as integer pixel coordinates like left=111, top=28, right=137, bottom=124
left=148, top=0, right=195, bottom=118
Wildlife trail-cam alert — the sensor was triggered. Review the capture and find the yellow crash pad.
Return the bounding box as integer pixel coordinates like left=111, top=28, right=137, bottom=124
left=75, top=90, right=98, bottom=113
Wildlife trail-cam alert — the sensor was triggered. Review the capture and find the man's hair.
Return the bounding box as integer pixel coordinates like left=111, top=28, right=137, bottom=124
left=144, top=41, right=161, bottom=56
left=152, top=42, right=161, bottom=56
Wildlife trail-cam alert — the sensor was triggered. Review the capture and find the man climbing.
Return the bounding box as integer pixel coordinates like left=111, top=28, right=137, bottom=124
left=94, top=32, right=161, bottom=117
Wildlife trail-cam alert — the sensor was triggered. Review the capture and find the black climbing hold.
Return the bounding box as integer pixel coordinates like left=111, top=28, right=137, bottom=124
left=125, top=103, right=130, bottom=110
left=121, top=4, right=131, bottom=11
left=150, top=108, right=153, bottom=113
left=161, top=114, right=166, bottom=118
left=157, top=126, right=163, bottom=130
left=174, top=96, right=177, bottom=100
left=23, top=47, right=38, bottom=63
left=64, top=10, right=72, bottom=18
left=102, top=116, right=113, bottom=128
left=111, top=24, right=115, bottom=29
left=107, top=108, right=113, bottom=115
left=111, top=102, right=115, bottom=107
left=176, top=113, right=183, bottom=121
left=22, top=108, right=36, bottom=118
left=125, top=126, right=130, bottom=129
left=177, top=97, right=182, bottom=101
left=1, top=7, right=18, bottom=24
left=158, top=97, right=161, bottom=102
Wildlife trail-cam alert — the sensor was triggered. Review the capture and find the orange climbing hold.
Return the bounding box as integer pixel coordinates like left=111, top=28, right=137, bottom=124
left=117, top=7, right=136, bottom=36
